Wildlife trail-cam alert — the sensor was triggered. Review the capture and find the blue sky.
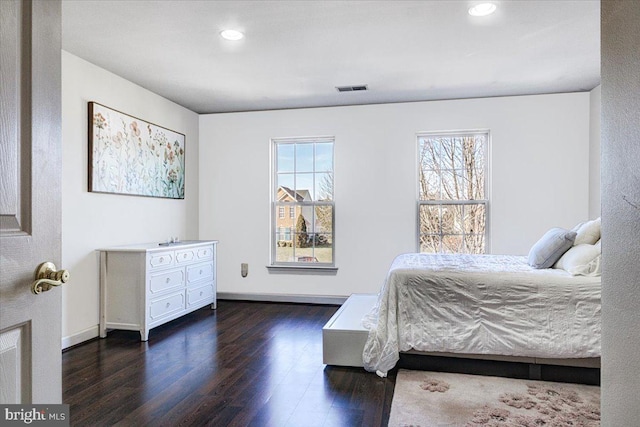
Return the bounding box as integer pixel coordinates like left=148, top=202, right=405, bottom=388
left=276, top=141, right=333, bottom=201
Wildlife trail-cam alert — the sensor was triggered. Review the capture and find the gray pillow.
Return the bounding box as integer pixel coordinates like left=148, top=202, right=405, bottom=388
left=528, top=227, right=577, bottom=269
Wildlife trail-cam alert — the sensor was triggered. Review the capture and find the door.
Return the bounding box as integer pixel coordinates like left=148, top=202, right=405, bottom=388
left=0, top=0, right=63, bottom=404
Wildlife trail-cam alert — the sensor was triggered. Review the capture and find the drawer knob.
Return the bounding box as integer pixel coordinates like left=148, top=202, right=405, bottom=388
left=199, top=291, right=203, bottom=296
left=159, top=257, right=164, bottom=262
left=166, top=302, right=170, bottom=308
left=199, top=269, right=203, bottom=274
left=184, top=254, right=187, bottom=258
left=166, top=278, right=170, bottom=283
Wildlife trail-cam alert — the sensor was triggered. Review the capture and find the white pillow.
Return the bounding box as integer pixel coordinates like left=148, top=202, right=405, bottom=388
left=565, top=254, right=601, bottom=276
left=554, top=243, right=601, bottom=276
left=573, top=217, right=601, bottom=245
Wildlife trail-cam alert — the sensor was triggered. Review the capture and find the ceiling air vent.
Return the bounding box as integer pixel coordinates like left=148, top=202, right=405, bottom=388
left=336, top=84, right=368, bottom=92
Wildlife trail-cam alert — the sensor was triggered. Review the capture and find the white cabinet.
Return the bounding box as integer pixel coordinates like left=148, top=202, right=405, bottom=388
left=98, top=240, right=217, bottom=341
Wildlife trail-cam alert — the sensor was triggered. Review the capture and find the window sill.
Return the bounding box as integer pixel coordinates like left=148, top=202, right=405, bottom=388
left=266, top=265, right=339, bottom=275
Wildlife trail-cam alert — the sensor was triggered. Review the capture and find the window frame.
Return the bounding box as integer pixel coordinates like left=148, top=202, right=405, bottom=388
left=416, top=129, right=491, bottom=254
left=270, top=136, right=336, bottom=268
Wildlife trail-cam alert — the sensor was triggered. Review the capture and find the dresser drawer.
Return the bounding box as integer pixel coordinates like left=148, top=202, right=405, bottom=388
left=176, top=248, right=196, bottom=264
left=186, top=262, right=214, bottom=285
left=187, top=283, right=214, bottom=307
left=149, top=291, right=185, bottom=321
left=149, top=251, right=174, bottom=269
left=196, top=245, right=214, bottom=260
left=149, top=268, right=184, bottom=294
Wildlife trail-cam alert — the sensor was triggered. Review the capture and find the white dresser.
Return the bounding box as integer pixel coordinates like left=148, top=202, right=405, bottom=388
left=98, top=240, right=218, bottom=341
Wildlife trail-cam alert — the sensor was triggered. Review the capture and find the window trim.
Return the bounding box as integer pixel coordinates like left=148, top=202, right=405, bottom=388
left=270, top=136, right=336, bottom=268
left=416, top=129, right=491, bottom=254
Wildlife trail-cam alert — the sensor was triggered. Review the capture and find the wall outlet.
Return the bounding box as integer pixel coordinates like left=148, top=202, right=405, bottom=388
left=241, top=263, right=248, bottom=277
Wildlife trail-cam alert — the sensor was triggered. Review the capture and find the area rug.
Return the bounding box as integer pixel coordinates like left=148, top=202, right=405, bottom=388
left=389, top=370, right=600, bottom=426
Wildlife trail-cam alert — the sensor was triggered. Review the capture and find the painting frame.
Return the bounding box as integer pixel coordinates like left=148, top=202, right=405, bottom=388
left=88, top=102, right=186, bottom=199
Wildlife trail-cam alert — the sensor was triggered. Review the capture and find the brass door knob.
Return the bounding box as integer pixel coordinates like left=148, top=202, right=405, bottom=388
left=32, top=262, right=70, bottom=294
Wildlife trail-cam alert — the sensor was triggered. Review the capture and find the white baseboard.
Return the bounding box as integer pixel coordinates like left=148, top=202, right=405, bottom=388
left=62, top=325, right=99, bottom=350
left=218, top=292, right=347, bottom=306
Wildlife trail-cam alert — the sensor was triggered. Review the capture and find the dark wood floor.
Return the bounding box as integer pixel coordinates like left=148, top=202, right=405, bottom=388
left=62, top=301, right=396, bottom=427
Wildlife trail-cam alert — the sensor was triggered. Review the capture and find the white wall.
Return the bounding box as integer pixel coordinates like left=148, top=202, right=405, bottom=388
left=589, top=85, right=601, bottom=219
left=601, top=1, right=640, bottom=424
left=199, top=93, right=591, bottom=299
left=61, top=51, right=200, bottom=348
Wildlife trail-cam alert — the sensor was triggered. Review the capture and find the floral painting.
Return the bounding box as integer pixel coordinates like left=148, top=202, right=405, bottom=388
left=88, top=102, right=185, bottom=199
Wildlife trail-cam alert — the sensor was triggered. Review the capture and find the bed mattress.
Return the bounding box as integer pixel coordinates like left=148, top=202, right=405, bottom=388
left=362, top=253, right=601, bottom=375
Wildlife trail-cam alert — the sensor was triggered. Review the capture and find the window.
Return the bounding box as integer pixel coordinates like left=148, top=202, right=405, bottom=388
left=418, top=131, right=488, bottom=254
left=272, top=137, right=334, bottom=266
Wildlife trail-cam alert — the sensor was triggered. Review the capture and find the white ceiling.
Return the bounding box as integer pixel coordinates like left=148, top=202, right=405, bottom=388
left=61, top=0, right=600, bottom=114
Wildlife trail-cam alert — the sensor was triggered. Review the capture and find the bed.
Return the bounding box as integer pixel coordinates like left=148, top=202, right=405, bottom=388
left=361, top=253, right=601, bottom=376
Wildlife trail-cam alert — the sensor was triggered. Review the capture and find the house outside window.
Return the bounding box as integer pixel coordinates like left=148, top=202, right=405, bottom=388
left=418, top=130, right=489, bottom=254
left=272, top=137, right=334, bottom=266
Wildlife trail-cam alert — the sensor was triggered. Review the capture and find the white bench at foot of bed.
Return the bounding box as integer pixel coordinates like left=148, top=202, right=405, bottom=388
left=322, top=294, right=600, bottom=369
left=322, top=293, right=376, bottom=367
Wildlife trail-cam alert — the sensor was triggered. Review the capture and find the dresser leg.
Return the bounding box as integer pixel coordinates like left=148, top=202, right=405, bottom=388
left=140, top=330, right=149, bottom=341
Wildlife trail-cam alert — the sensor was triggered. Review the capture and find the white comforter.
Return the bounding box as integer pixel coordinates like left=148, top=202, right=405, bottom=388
left=362, top=253, right=601, bottom=375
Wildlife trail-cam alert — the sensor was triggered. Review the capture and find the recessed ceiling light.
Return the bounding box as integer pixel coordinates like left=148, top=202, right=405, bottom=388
left=220, top=29, right=244, bottom=41
left=468, top=3, right=497, bottom=17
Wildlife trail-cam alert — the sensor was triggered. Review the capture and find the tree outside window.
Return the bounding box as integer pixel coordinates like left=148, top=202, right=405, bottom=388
left=418, top=131, right=488, bottom=254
